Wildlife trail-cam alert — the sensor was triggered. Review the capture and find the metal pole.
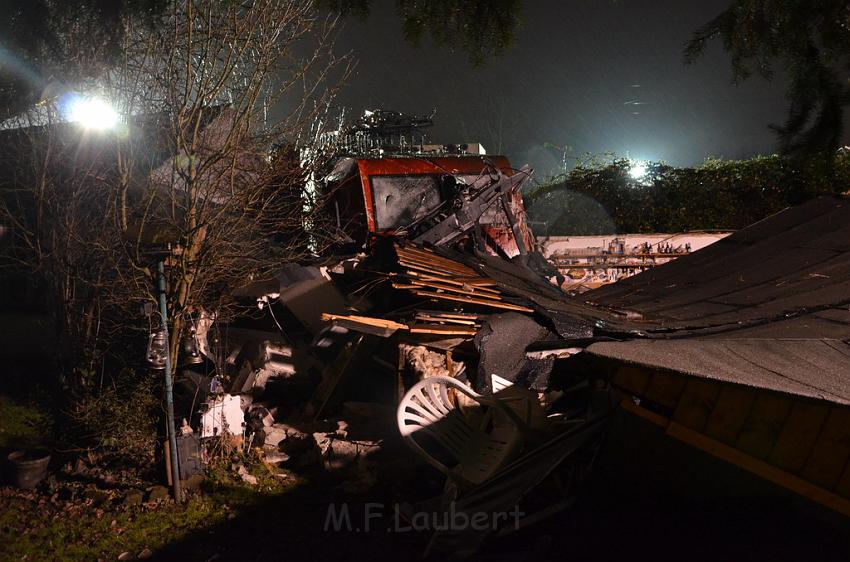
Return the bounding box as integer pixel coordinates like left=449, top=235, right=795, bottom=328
left=157, top=259, right=182, bottom=501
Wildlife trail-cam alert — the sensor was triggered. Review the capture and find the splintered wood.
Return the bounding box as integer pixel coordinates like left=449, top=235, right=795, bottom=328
left=321, top=312, right=479, bottom=337
left=393, top=243, right=534, bottom=313
left=321, top=314, right=408, bottom=337
left=320, top=243, right=534, bottom=346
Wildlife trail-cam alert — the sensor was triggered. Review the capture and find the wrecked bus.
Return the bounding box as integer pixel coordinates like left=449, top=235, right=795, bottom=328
left=321, top=153, right=535, bottom=258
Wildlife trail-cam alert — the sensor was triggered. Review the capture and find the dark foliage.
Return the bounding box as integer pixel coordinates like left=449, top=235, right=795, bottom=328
left=317, top=0, right=522, bottom=66
left=0, top=0, right=168, bottom=119
left=525, top=154, right=850, bottom=235
left=685, top=1, right=850, bottom=154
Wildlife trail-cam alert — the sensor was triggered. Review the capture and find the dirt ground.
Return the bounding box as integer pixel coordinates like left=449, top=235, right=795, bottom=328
left=149, top=411, right=850, bottom=562
left=3, top=409, right=849, bottom=561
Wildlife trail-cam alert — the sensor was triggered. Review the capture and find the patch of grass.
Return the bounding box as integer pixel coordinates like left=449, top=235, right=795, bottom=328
left=0, top=493, right=219, bottom=561
left=0, top=395, right=54, bottom=449
left=0, top=473, right=301, bottom=561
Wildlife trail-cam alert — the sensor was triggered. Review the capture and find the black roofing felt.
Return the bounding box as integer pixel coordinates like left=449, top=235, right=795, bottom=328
left=583, top=196, right=850, bottom=405
left=585, top=196, right=850, bottom=332
left=589, top=339, right=850, bottom=405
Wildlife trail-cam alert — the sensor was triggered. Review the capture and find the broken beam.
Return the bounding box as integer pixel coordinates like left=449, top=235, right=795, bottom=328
left=411, top=289, right=534, bottom=313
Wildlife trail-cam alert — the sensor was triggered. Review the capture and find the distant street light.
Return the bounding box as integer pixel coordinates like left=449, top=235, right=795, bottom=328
left=67, top=95, right=119, bottom=130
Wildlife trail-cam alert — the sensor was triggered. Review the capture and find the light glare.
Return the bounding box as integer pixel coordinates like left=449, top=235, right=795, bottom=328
left=629, top=161, right=648, bottom=180
left=68, top=96, right=119, bottom=130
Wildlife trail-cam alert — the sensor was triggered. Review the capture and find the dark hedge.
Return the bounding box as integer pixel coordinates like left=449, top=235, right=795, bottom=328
left=525, top=153, right=850, bottom=235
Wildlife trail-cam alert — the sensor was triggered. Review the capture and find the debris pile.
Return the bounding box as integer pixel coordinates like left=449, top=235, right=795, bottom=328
left=167, top=133, right=619, bottom=552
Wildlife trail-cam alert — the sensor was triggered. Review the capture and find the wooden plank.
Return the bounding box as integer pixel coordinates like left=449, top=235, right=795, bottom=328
left=672, top=379, right=721, bottom=432
left=611, top=365, right=652, bottom=396
left=408, top=279, right=504, bottom=299
left=408, top=278, right=500, bottom=297
left=409, top=324, right=478, bottom=336
left=620, top=396, right=669, bottom=427
left=411, top=289, right=534, bottom=312
left=400, top=261, right=487, bottom=282
left=769, top=401, right=830, bottom=474
left=391, top=283, right=420, bottom=290
left=621, top=399, right=850, bottom=518
left=450, top=276, right=498, bottom=287
left=414, top=314, right=479, bottom=326
left=400, top=260, right=459, bottom=278
left=396, top=244, right=478, bottom=274
left=735, top=393, right=793, bottom=460
left=398, top=255, right=475, bottom=277
left=642, top=372, right=687, bottom=410
left=321, top=313, right=408, bottom=337
left=399, top=255, right=479, bottom=278
left=307, top=335, right=371, bottom=420
left=396, top=248, right=478, bottom=274
left=321, top=314, right=393, bottom=326
left=801, top=407, right=850, bottom=490
left=703, top=385, right=757, bottom=446
left=406, top=272, right=502, bottom=294
left=665, top=421, right=850, bottom=518
left=395, top=243, right=440, bottom=258
left=414, top=310, right=480, bottom=320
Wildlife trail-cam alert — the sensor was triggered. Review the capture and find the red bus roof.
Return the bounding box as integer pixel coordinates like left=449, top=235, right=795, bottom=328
left=355, top=155, right=514, bottom=177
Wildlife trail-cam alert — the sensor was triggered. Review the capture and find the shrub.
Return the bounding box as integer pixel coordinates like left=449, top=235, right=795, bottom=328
left=0, top=396, right=55, bottom=449
left=65, top=368, right=160, bottom=467
left=526, top=152, right=850, bottom=235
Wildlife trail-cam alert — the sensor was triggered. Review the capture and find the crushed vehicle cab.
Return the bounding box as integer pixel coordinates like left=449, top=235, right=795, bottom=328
left=322, top=153, right=536, bottom=258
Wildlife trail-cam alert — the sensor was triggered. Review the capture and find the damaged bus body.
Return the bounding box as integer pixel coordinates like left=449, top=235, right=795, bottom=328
left=322, top=153, right=536, bottom=260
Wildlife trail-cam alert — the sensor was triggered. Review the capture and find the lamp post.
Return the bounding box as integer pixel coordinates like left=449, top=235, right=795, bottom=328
left=156, top=258, right=182, bottom=501
left=143, top=245, right=182, bottom=501
left=72, top=94, right=181, bottom=499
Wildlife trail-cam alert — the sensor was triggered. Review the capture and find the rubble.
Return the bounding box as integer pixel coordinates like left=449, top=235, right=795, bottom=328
left=250, top=406, right=275, bottom=427
left=261, top=425, right=289, bottom=448
left=236, top=465, right=258, bottom=486
left=262, top=450, right=290, bottom=465
left=199, top=394, right=243, bottom=439
left=323, top=438, right=381, bottom=471
left=160, top=137, right=611, bottom=555
left=399, top=343, right=461, bottom=379
left=5, top=111, right=849, bottom=559
left=474, top=312, right=556, bottom=392
left=279, top=431, right=321, bottom=467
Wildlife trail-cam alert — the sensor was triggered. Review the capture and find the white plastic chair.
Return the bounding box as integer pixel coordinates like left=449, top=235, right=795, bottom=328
left=397, top=376, right=533, bottom=488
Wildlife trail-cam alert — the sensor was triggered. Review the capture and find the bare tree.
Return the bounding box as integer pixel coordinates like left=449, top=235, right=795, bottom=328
left=0, top=0, right=350, bottom=376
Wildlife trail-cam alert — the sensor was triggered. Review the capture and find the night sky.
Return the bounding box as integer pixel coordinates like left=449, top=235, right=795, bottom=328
left=334, top=0, right=793, bottom=176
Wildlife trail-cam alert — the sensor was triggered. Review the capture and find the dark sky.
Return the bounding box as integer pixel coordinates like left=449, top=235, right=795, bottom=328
left=333, top=0, right=791, bottom=176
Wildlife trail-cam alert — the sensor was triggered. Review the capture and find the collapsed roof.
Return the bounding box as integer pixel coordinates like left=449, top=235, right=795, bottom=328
left=582, top=195, right=850, bottom=405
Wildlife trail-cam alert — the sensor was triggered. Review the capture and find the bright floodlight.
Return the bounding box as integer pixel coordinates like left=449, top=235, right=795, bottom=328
left=68, top=96, right=119, bottom=130
left=629, top=161, right=648, bottom=180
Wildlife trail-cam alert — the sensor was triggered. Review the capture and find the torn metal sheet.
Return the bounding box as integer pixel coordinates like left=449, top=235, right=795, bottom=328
left=413, top=166, right=531, bottom=249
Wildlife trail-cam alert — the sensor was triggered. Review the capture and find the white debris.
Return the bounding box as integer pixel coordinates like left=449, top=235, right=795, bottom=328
left=237, top=464, right=258, bottom=485
left=263, top=450, right=291, bottom=464
left=200, top=394, right=244, bottom=439
left=263, top=425, right=289, bottom=448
